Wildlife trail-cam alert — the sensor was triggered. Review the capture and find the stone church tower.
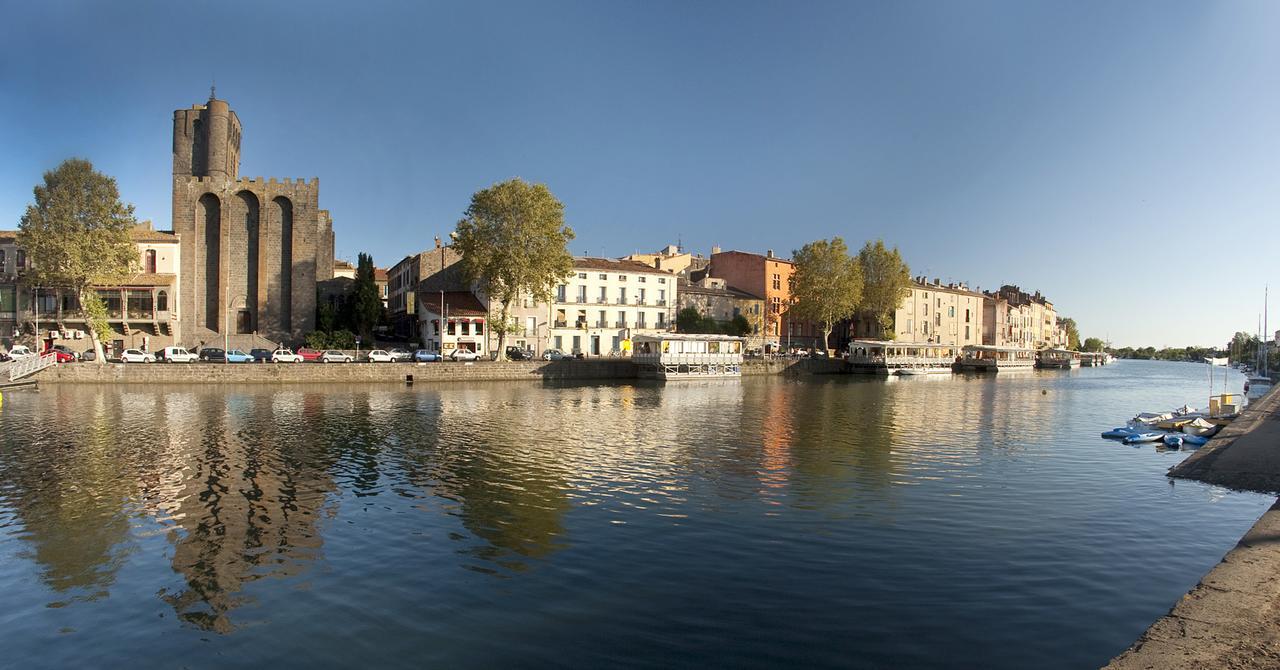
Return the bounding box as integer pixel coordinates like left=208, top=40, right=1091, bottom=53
left=172, top=91, right=335, bottom=346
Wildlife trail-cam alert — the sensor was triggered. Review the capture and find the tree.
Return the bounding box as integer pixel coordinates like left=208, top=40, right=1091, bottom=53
left=726, top=314, right=751, bottom=337
left=453, top=179, right=575, bottom=360
left=17, top=159, right=138, bottom=363
left=856, top=240, right=912, bottom=340
left=348, top=252, right=383, bottom=341
left=1059, top=317, right=1081, bottom=350
left=791, top=237, right=863, bottom=352
left=1082, top=337, right=1105, bottom=352
left=676, top=307, right=703, bottom=333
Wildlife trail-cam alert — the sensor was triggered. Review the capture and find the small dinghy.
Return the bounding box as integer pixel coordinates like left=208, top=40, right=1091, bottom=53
left=1182, top=417, right=1217, bottom=437
left=1181, top=434, right=1209, bottom=447
left=1163, top=434, right=1185, bottom=448
left=1102, top=427, right=1137, bottom=439
left=1123, top=432, right=1165, bottom=444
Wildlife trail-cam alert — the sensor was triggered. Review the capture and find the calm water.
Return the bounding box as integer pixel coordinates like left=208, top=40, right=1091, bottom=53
left=0, top=361, right=1270, bottom=669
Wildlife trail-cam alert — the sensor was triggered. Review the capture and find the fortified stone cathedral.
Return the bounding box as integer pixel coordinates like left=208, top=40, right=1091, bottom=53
left=171, top=92, right=334, bottom=346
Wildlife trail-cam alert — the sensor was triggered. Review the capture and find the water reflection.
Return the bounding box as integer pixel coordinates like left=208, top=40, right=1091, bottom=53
left=0, top=366, right=1273, bottom=670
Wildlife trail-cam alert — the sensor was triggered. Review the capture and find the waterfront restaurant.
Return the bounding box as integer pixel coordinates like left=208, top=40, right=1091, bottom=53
left=632, top=333, right=744, bottom=379
left=956, top=344, right=1037, bottom=372
left=847, top=339, right=958, bottom=375
left=1036, top=348, right=1081, bottom=369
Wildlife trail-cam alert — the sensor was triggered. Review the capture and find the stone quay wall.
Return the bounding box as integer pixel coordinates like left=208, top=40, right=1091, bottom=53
left=32, top=357, right=849, bottom=385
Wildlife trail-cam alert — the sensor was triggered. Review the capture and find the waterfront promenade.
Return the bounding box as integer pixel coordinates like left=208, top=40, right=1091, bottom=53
left=1107, top=388, right=1280, bottom=669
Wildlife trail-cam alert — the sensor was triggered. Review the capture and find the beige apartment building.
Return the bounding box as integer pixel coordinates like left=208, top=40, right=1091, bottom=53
left=848, top=278, right=985, bottom=348
left=548, top=258, right=677, bottom=356
left=985, top=285, right=1066, bottom=349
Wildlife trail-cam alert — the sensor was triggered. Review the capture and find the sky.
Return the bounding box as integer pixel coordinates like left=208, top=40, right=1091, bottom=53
left=1, top=1, right=1277, bottom=348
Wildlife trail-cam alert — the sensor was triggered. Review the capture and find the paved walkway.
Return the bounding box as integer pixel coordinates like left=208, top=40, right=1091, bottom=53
left=1106, top=389, right=1280, bottom=669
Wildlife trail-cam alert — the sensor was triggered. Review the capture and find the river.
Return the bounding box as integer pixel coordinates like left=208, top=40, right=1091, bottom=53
left=0, top=360, right=1270, bottom=668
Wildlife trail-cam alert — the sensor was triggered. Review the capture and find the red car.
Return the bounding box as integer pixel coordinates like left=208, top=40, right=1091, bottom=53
left=43, top=348, right=76, bottom=363
left=297, top=347, right=325, bottom=362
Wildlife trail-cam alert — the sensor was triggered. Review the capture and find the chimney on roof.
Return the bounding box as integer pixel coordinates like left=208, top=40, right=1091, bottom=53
left=712, top=246, right=721, bottom=255
left=434, top=236, right=441, bottom=249
left=767, top=249, right=774, bottom=258
left=934, top=278, right=941, bottom=286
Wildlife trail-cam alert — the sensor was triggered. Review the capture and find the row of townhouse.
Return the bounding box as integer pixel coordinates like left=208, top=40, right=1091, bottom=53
left=378, top=241, right=1068, bottom=357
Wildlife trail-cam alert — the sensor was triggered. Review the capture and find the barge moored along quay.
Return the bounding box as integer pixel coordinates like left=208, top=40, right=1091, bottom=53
left=847, top=340, right=956, bottom=375
left=955, top=344, right=1037, bottom=372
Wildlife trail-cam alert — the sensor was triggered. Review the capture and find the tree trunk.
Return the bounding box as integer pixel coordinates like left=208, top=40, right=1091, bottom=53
left=80, top=288, right=107, bottom=365
left=496, top=299, right=512, bottom=361
left=822, top=323, right=832, bottom=357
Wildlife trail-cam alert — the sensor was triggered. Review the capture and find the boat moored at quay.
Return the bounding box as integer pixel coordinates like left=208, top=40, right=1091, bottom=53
left=955, top=345, right=1037, bottom=372
left=847, top=340, right=957, bottom=376
left=1036, top=348, right=1081, bottom=369
left=632, top=333, right=745, bottom=380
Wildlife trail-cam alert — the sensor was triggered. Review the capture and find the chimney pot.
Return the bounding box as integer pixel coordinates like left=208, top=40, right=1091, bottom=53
left=767, top=249, right=774, bottom=258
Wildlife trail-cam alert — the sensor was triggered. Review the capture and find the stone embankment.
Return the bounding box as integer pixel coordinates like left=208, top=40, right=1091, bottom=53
left=31, top=357, right=848, bottom=385
left=1106, top=389, right=1280, bottom=669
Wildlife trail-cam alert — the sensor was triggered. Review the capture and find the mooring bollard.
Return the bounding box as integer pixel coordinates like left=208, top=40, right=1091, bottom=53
left=405, top=374, right=413, bottom=385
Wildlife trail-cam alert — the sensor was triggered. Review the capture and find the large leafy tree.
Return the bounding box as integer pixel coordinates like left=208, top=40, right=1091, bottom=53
left=1081, top=337, right=1105, bottom=352
left=453, top=178, right=575, bottom=360
left=1058, top=317, right=1081, bottom=350
left=17, top=159, right=137, bottom=363
left=790, top=237, right=863, bottom=352
left=857, top=239, right=911, bottom=339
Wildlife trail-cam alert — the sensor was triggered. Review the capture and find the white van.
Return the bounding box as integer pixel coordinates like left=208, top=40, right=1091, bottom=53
left=156, top=346, right=198, bottom=363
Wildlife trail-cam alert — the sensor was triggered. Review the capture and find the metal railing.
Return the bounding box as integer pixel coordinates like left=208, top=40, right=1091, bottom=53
left=9, top=351, right=58, bottom=381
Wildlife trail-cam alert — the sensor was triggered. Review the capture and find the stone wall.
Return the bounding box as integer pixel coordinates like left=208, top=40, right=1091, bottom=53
left=33, top=357, right=848, bottom=385
left=34, top=360, right=641, bottom=385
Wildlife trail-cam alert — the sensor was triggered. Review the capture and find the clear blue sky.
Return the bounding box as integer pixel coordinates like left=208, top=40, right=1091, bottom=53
left=2, top=1, right=1277, bottom=348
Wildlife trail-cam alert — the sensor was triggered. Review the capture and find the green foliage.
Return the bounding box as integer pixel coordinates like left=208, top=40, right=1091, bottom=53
left=304, top=329, right=356, bottom=350
left=304, top=330, right=331, bottom=349
left=453, top=178, right=575, bottom=359
left=1113, top=345, right=1227, bottom=361
left=316, top=300, right=337, bottom=333
left=677, top=307, right=703, bottom=333
left=348, top=252, right=384, bottom=339
left=1082, top=337, right=1105, bottom=352
left=328, top=329, right=356, bottom=350
left=726, top=314, right=752, bottom=337
left=857, top=240, right=911, bottom=338
left=18, top=158, right=138, bottom=363
left=792, top=237, right=863, bottom=349
left=1058, top=317, right=1081, bottom=350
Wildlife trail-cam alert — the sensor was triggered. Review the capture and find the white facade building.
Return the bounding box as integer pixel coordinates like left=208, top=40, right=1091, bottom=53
left=548, top=258, right=677, bottom=356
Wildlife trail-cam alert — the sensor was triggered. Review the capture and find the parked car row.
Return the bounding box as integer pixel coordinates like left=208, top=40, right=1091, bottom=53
left=2, top=344, right=537, bottom=365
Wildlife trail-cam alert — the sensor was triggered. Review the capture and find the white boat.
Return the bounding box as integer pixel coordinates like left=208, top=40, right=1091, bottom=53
left=1037, top=348, right=1081, bottom=369
left=956, top=345, right=1036, bottom=372
left=1205, top=356, right=1229, bottom=366
left=848, top=340, right=956, bottom=376
left=1182, top=417, right=1217, bottom=436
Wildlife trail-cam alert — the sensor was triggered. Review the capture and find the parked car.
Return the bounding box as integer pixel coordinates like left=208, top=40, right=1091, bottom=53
left=50, top=344, right=81, bottom=361
left=298, top=348, right=325, bottom=362
left=225, top=349, right=253, bottom=363
left=120, top=349, right=155, bottom=363
left=271, top=349, right=304, bottom=363
left=389, top=348, right=414, bottom=362
left=542, top=348, right=568, bottom=361
left=250, top=348, right=274, bottom=363
left=198, top=347, right=226, bottom=362
left=366, top=349, right=395, bottom=363
left=321, top=350, right=353, bottom=363
left=505, top=346, right=533, bottom=361
left=44, top=348, right=77, bottom=363
left=6, top=345, right=35, bottom=360
left=156, top=346, right=198, bottom=363
left=413, top=349, right=442, bottom=362
left=450, top=349, right=480, bottom=362
left=81, top=348, right=97, bottom=362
